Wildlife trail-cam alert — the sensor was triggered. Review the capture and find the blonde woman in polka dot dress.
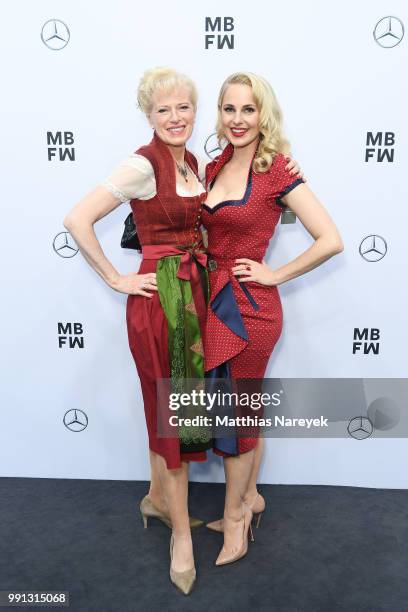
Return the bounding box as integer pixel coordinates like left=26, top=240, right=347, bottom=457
left=202, top=72, right=344, bottom=566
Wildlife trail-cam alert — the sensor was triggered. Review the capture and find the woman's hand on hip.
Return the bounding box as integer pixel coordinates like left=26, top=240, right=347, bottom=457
left=111, top=272, right=158, bottom=297
left=232, top=259, right=279, bottom=286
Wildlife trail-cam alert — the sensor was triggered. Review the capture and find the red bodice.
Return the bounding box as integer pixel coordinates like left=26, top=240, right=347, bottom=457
left=129, top=132, right=204, bottom=246
left=202, top=143, right=304, bottom=371
left=202, top=144, right=295, bottom=262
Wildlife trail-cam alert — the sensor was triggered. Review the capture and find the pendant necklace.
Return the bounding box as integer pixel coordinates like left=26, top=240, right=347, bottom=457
left=175, top=159, right=189, bottom=182
left=170, top=148, right=189, bottom=182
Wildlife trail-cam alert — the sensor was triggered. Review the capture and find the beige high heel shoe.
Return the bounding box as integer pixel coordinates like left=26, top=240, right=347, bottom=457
left=169, top=533, right=196, bottom=595
left=215, top=502, right=254, bottom=566
left=206, top=492, right=265, bottom=533
left=139, top=496, right=204, bottom=529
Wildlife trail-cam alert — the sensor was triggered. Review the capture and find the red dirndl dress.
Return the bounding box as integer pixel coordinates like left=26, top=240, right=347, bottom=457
left=125, top=132, right=210, bottom=469
left=202, top=143, right=304, bottom=457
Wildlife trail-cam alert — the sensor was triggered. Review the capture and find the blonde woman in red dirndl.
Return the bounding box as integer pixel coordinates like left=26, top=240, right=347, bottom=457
left=202, top=72, right=343, bottom=566
left=64, top=68, right=210, bottom=595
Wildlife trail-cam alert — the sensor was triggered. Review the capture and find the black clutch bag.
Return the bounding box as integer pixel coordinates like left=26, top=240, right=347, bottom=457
left=121, top=212, right=141, bottom=251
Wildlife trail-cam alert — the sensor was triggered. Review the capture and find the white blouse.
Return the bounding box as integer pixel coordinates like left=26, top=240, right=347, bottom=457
left=102, top=153, right=207, bottom=202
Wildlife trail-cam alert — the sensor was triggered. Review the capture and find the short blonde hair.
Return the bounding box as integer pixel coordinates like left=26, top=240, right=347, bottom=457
left=216, top=72, right=291, bottom=173
left=137, top=67, right=198, bottom=115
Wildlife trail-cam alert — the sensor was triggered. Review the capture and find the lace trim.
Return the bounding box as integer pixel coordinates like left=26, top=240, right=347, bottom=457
left=101, top=180, right=129, bottom=203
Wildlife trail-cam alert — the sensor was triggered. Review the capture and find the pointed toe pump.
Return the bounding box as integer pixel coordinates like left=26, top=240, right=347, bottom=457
left=215, top=502, right=255, bottom=567
left=139, top=496, right=204, bottom=530
left=169, top=534, right=196, bottom=595
left=207, top=492, right=265, bottom=533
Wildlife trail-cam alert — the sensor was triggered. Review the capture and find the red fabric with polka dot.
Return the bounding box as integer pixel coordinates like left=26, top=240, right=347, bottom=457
left=202, top=143, right=304, bottom=455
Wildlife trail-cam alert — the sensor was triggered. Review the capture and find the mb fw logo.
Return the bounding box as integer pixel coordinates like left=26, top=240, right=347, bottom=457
left=365, top=132, right=395, bottom=162
left=353, top=328, right=380, bottom=355
left=205, top=17, right=234, bottom=49
left=58, top=323, right=84, bottom=348
left=47, top=131, right=75, bottom=161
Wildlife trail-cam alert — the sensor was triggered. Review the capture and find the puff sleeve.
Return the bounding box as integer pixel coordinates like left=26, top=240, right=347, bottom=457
left=269, top=153, right=305, bottom=207
left=101, top=154, right=156, bottom=203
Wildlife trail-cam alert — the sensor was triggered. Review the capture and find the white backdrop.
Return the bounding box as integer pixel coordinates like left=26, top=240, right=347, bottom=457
left=1, top=1, right=407, bottom=487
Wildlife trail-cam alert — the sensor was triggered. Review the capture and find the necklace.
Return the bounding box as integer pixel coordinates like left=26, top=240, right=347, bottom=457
left=175, top=159, right=189, bottom=182
left=169, top=147, right=189, bottom=182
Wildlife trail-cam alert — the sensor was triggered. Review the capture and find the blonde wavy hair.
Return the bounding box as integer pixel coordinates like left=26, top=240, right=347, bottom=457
left=216, top=72, right=291, bottom=173
left=137, top=67, right=198, bottom=116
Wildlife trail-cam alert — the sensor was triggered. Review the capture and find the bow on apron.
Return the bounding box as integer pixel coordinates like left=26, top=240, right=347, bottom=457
left=141, top=244, right=212, bottom=452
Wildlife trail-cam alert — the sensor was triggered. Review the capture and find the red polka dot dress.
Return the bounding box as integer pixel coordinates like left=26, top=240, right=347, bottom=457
left=202, top=143, right=304, bottom=457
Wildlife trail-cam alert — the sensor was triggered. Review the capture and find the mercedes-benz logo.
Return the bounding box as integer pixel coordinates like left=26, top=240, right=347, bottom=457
left=347, top=416, right=373, bottom=439
left=373, top=16, right=404, bottom=48
left=41, top=19, right=70, bottom=50
left=204, top=133, right=223, bottom=160
left=359, top=235, right=387, bottom=262
left=63, top=409, right=88, bottom=432
left=53, top=232, right=79, bottom=258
